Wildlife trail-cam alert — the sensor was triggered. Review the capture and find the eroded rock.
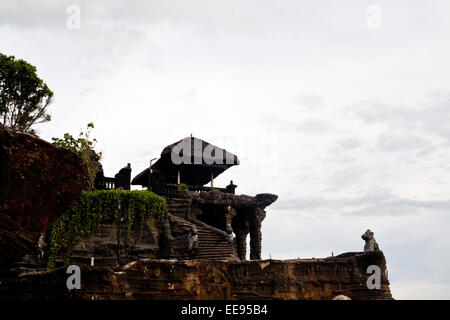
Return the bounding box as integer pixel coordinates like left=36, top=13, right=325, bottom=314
left=0, top=251, right=393, bottom=300
left=0, top=127, right=87, bottom=269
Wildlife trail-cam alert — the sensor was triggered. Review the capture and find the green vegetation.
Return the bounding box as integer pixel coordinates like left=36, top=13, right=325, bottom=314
left=52, top=123, right=102, bottom=190
left=0, top=52, right=54, bottom=134
left=47, top=190, right=166, bottom=270
left=178, top=183, right=189, bottom=190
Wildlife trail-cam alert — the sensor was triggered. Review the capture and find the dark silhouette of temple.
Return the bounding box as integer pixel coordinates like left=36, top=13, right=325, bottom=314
left=93, top=136, right=277, bottom=261
left=9, top=136, right=277, bottom=270
left=132, top=136, right=239, bottom=195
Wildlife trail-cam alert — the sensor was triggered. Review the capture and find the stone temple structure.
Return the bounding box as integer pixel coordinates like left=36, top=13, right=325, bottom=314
left=11, top=137, right=277, bottom=271
left=131, top=136, right=278, bottom=261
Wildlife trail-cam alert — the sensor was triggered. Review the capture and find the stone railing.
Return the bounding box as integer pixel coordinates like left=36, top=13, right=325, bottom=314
left=95, top=177, right=116, bottom=190
left=156, top=181, right=237, bottom=197
left=188, top=181, right=237, bottom=194
left=95, top=163, right=131, bottom=191
left=187, top=185, right=228, bottom=193
left=185, top=216, right=234, bottom=242
left=163, top=183, right=179, bottom=197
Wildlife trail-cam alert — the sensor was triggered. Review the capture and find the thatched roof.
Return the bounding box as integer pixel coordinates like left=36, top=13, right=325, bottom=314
left=132, top=137, right=239, bottom=187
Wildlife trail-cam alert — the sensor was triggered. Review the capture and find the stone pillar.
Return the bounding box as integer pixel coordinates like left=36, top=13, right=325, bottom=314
left=211, top=172, right=214, bottom=188
left=249, top=207, right=266, bottom=260
left=233, top=216, right=250, bottom=260
left=235, top=228, right=249, bottom=260
left=223, top=205, right=236, bottom=234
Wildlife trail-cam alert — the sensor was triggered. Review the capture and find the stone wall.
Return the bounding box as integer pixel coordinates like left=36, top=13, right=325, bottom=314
left=69, top=214, right=161, bottom=268
left=0, top=251, right=392, bottom=300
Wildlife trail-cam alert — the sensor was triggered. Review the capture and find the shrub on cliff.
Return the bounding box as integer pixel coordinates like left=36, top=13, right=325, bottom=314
left=0, top=52, right=54, bottom=134
left=47, top=190, right=166, bottom=270
left=52, top=123, right=102, bottom=190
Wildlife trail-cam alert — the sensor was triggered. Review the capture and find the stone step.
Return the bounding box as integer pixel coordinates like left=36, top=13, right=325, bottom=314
left=194, top=255, right=235, bottom=259
left=196, top=248, right=235, bottom=252
left=196, top=252, right=235, bottom=256
left=200, top=239, right=232, bottom=244
left=195, top=250, right=234, bottom=254
left=166, top=202, right=191, bottom=206
left=167, top=213, right=238, bottom=260
left=197, top=248, right=234, bottom=252
left=167, top=206, right=188, bottom=210
left=198, top=234, right=225, bottom=238
left=166, top=202, right=191, bottom=207
left=199, top=239, right=230, bottom=243
left=167, top=209, right=188, bottom=213
left=198, top=231, right=225, bottom=235
left=197, top=251, right=234, bottom=255
left=196, top=246, right=235, bottom=251
left=199, top=242, right=231, bottom=247
left=195, top=250, right=235, bottom=257
left=198, top=235, right=228, bottom=238
left=197, top=246, right=234, bottom=250
left=199, top=240, right=231, bottom=245
left=167, top=210, right=187, bottom=214
left=195, top=251, right=234, bottom=255
left=199, top=242, right=231, bottom=245
left=198, top=241, right=232, bottom=245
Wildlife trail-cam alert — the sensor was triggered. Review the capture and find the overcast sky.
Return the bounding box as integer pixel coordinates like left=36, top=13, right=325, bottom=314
left=2, top=0, right=450, bottom=299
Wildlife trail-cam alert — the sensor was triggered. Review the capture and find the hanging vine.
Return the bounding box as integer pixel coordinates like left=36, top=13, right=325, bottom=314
left=47, top=190, right=166, bottom=270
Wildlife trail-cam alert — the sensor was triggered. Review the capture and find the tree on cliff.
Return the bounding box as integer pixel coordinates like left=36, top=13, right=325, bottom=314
left=52, top=123, right=103, bottom=190
left=0, top=52, right=54, bottom=134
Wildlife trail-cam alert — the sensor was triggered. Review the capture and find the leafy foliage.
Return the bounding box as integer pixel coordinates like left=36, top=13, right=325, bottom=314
left=0, top=52, right=54, bottom=133
left=47, top=190, right=166, bottom=270
left=178, top=183, right=189, bottom=190
left=52, top=123, right=102, bottom=190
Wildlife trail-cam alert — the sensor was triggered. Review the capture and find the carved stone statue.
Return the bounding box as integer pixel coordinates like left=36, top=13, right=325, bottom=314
left=362, top=229, right=379, bottom=252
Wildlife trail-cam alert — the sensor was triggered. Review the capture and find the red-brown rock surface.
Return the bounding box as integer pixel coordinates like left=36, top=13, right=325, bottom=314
left=0, top=251, right=393, bottom=300
left=0, top=127, right=87, bottom=269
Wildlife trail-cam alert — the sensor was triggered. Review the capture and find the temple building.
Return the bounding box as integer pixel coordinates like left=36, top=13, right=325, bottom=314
left=23, top=136, right=280, bottom=269
left=131, top=136, right=278, bottom=261
left=132, top=136, right=239, bottom=194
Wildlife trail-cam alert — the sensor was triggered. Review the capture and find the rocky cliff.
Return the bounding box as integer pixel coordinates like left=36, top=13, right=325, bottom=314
left=0, top=127, right=87, bottom=269
left=0, top=127, right=394, bottom=300
left=0, top=251, right=392, bottom=300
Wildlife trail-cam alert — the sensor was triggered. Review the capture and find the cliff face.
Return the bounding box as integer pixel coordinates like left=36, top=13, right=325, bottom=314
left=69, top=213, right=161, bottom=268
left=0, top=128, right=87, bottom=269
left=0, top=251, right=392, bottom=300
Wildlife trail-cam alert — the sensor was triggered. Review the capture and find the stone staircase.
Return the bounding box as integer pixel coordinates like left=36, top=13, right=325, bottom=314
left=195, top=225, right=238, bottom=260
left=165, top=196, right=192, bottom=218
left=166, top=197, right=239, bottom=261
